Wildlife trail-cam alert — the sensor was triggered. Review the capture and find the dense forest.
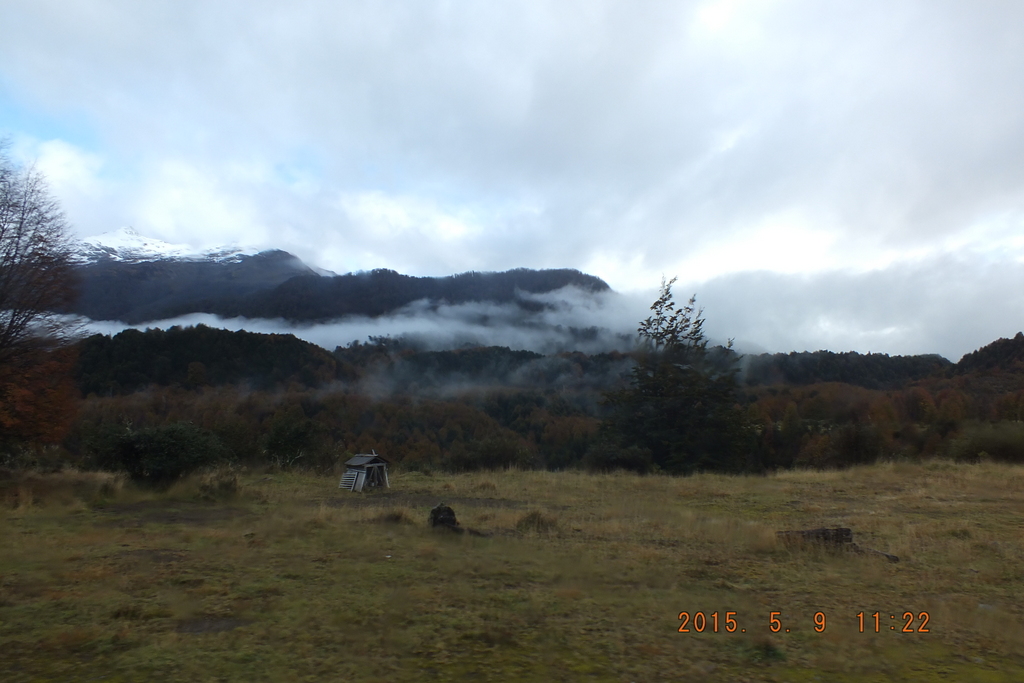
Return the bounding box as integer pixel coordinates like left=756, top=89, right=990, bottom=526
left=70, top=262, right=610, bottom=324
left=6, top=321, right=1024, bottom=479
left=741, top=350, right=952, bottom=389
left=222, top=267, right=610, bottom=321
left=69, top=250, right=316, bottom=323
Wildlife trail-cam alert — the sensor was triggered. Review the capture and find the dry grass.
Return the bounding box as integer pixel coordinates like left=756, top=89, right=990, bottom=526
left=0, top=468, right=124, bottom=509
left=1, top=462, right=1023, bottom=681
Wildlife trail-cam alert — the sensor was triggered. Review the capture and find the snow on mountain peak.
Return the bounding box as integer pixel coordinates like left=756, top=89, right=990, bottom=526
left=75, top=227, right=262, bottom=264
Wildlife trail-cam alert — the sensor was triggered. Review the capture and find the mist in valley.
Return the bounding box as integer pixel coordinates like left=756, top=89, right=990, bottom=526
left=80, top=285, right=648, bottom=357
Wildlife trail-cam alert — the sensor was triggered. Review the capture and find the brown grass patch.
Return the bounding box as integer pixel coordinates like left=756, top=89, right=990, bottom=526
left=0, top=469, right=124, bottom=508
left=368, top=507, right=416, bottom=524
left=515, top=509, right=558, bottom=533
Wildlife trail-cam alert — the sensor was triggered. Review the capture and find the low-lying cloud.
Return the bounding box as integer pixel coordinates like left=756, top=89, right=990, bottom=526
left=692, top=254, right=1024, bottom=362
left=79, top=249, right=1024, bottom=363
left=81, top=286, right=648, bottom=356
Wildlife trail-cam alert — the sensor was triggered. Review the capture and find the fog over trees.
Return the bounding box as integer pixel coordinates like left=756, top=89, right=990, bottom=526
left=56, top=309, right=1024, bottom=480
left=3, top=163, right=1024, bottom=477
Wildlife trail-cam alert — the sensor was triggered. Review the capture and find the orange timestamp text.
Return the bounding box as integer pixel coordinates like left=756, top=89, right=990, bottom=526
left=677, top=611, right=931, bottom=634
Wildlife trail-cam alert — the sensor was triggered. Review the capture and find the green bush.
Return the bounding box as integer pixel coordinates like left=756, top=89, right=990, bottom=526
left=828, top=423, right=884, bottom=467
left=949, top=421, right=1024, bottom=463
left=104, top=423, right=228, bottom=485
left=0, top=442, right=72, bottom=472
left=582, top=442, right=654, bottom=473
left=441, top=437, right=535, bottom=472
left=263, top=407, right=328, bottom=470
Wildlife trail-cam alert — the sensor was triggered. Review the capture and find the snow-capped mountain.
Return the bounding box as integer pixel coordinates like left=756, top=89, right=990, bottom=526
left=74, top=227, right=263, bottom=265
left=69, top=228, right=321, bottom=323
left=66, top=228, right=611, bottom=329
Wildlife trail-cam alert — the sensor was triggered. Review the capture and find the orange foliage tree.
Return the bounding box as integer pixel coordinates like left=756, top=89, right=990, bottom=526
left=0, top=346, right=79, bottom=443
left=0, top=143, right=80, bottom=451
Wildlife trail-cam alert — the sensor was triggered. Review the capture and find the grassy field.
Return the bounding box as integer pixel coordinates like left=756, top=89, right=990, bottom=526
left=2, top=461, right=1024, bottom=682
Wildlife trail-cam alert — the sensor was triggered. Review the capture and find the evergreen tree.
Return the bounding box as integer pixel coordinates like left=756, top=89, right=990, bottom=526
left=602, top=278, right=749, bottom=473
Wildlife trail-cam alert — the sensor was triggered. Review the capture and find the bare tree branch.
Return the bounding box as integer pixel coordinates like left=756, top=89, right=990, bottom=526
left=0, top=143, right=78, bottom=366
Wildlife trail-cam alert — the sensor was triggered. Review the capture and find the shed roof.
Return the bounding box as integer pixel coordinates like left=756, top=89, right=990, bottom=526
left=345, top=454, right=389, bottom=467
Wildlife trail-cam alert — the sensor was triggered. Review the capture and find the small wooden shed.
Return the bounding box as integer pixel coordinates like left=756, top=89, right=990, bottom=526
left=339, top=452, right=390, bottom=492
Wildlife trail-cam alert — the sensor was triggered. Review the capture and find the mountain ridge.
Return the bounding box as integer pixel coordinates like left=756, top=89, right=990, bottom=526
left=74, top=226, right=267, bottom=265
left=67, top=229, right=612, bottom=325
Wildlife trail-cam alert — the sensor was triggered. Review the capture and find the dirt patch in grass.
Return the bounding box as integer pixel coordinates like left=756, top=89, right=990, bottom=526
left=175, top=618, right=252, bottom=634
left=115, top=548, right=187, bottom=564
left=368, top=508, right=417, bottom=524
left=94, top=500, right=252, bottom=526
left=322, top=492, right=530, bottom=510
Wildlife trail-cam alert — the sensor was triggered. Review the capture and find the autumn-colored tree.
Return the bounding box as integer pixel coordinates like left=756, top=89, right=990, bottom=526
left=0, top=345, right=78, bottom=444
left=935, top=388, right=968, bottom=434
left=902, top=387, right=937, bottom=424
left=0, top=143, right=80, bottom=452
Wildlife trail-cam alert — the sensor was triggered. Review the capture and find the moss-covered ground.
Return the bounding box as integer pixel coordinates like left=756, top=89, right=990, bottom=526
left=2, top=461, right=1023, bottom=681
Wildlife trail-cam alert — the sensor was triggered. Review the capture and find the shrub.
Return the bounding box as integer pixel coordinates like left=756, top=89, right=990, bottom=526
left=828, top=423, right=884, bottom=467
left=106, top=423, right=228, bottom=486
left=582, top=442, right=654, bottom=473
left=0, top=442, right=74, bottom=472
left=263, top=407, right=329, bottom=470
left=515, top=510, right=558, bottom=533
left=949, top=421, right=1024, bottom=463
left=441, top=437, right=535, bottom=472
left=794, top=424, right=884, bottom=469
left=197, top=466, right=240, bottom=500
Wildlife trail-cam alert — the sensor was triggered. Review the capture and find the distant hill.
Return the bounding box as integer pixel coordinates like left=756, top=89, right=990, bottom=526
left=76, top=325, right=338, bottom=395
left=216, top=267, right=610, bottom=321
left=71, top=250, right=316, bottom=323
left=742, top=350, right=953, bottom=389
left=66, top=229, right=610, bottom=324
left=74, top=326, right=633, bottom=397
left=956, top=332, right=1024, bottom=373
left=74, top=324, right=1024, bottom=406
left=740, top=335, right=1024, bottom=390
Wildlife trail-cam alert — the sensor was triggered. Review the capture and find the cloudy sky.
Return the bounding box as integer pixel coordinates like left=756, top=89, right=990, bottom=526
left=3, top=0, right=1024, bottom=360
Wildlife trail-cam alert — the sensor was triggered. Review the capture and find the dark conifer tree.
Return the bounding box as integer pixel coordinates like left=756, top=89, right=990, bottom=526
left=602, top=278, right=750, bottom=473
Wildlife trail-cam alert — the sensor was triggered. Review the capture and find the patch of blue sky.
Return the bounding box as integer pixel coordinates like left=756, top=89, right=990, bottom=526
left=271, top=144, right=342, bottom=195
left=0, top=80, right=100, bottom=153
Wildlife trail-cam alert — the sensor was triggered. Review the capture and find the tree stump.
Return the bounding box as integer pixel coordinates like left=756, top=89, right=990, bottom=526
left=429, top=503, right=462, bottom=532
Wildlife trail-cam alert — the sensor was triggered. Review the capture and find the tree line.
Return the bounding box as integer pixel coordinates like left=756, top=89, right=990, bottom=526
left=4, top=144, right=1024, bottom=482
left=11, top=307, right=1024, bottom=480
left=77, top=324, right=962, bottom=399
left=54, top=283, right=1024, bottom=481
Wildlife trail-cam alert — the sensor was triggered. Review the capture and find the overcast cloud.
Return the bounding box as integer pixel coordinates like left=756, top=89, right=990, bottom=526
left=3, top=0, right=1024, bottom=360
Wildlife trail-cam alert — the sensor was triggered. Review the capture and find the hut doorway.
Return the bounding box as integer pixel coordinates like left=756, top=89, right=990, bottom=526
left=339, top=452, right=390, bottom=492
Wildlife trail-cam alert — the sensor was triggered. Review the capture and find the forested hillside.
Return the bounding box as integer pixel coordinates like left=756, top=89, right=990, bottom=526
left=742, top=350, right=952, bottom=389
left=40, top=325, right=1024, bottom=478
left=69, top=262, right=610, bottom=323
left=76, top=325, right=338, bottom=395
left=221, top=267, right=610, bottom=321
left=957, top=331, right=1024, bottom=372
left=70, top=250, right=315, bottom=323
